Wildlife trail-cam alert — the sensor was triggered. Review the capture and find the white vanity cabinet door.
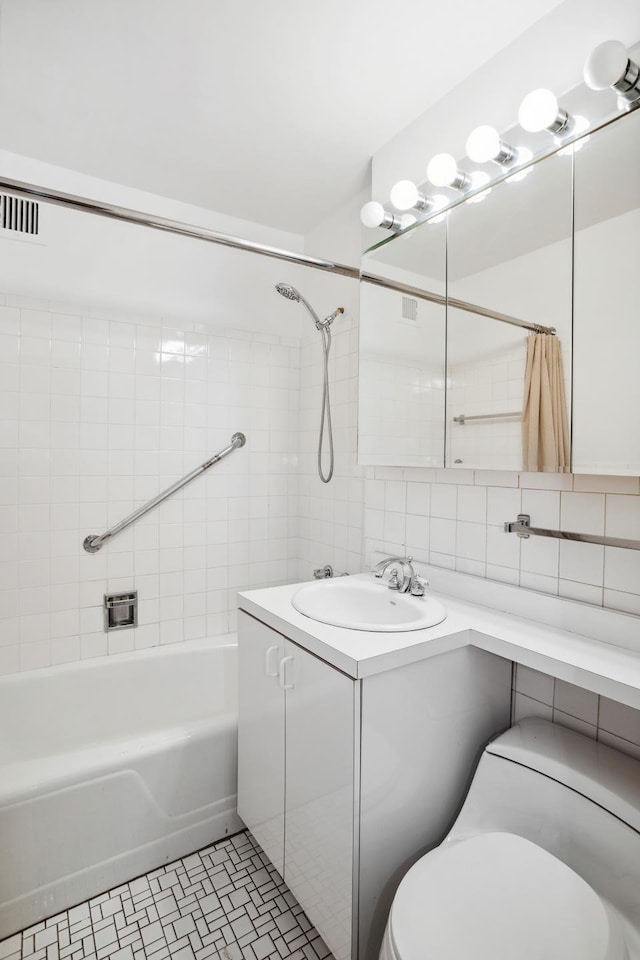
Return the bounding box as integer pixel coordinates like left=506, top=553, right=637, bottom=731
left=284, top=642, right=356, bottom=960
left=237, top=611, right=286, bottom=876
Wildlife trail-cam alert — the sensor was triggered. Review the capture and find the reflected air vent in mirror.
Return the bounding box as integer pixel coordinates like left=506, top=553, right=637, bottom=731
left=402, top=296, right=417, bottom=321
left=0, top=194, right=40, bottom=239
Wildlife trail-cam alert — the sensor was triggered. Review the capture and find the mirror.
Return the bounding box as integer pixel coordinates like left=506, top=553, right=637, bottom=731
left=445, top=151, right=573, bottom=471
left=359, top=219, right=446, bottom=467
left=572, top=107, right=640, bottom=476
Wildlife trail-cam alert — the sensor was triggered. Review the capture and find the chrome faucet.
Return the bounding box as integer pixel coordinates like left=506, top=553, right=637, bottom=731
left=371, top=555, right=428, bottom=596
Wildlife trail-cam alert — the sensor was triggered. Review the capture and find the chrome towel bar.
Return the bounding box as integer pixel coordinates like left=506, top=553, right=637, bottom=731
left=454, top=411, right=521, bottom=424
left=504, top=513, right=640, bottom=551
left=83, top=432, right=246, bottom=553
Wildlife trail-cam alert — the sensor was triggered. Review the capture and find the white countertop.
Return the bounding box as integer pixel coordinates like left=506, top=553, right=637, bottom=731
left=238, top=567, right=640, bottom=711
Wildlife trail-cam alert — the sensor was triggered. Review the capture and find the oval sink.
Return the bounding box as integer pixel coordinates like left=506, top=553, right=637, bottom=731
left=292, top=578, right=447, bottom=632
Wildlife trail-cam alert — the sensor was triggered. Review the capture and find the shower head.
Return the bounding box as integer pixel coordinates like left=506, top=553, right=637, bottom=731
left=275, top=283, right=301, bottom=302
left=275, top=282, right=343, bottom=330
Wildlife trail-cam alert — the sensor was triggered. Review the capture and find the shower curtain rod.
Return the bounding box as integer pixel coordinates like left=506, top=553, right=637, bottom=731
left=0, top=173, right=554, bottom=335
left=360, top=274, right=556, bottom=336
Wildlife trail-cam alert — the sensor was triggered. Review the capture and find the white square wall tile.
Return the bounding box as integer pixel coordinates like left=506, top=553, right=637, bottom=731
left=560, top=492, right=605, bottom=536
left=457, top=485, right=487, bottom=524
left=515, top=666, right=554, bottom=704
left=553, top=679, right=599, bottom=725
left=605, top=495, right=640, bottom=540
left=521, top=489, right=560, bottom=528
left=430, top=484, right=457, bottom=520
left=598, top=698, right=640, bottom=747
left=558, top=540, right=604, bottom=587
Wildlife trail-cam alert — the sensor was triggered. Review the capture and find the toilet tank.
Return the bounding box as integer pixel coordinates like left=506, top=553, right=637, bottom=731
left=446, top=718, right=640, bottom=944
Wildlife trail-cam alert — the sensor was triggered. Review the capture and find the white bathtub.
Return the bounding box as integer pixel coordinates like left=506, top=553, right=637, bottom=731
left=0, top=637, right=243, bottom=939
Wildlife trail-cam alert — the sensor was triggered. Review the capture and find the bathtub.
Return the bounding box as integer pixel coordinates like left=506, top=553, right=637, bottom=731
left=0, top=637, right=243, bottom=939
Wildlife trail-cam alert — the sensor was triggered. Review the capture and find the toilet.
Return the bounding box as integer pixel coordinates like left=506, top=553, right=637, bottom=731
left=380, top=718, right=640, bottom=960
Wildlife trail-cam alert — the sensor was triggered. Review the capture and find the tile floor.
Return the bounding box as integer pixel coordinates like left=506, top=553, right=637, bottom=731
left=0, top=832, right=333, bottom=960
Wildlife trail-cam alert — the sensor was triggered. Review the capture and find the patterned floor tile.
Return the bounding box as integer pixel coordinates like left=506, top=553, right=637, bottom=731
left=0, top=834, right=334, bottom=960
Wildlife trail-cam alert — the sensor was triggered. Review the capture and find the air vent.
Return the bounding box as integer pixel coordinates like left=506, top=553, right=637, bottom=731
left=0, top=193, right=39, bottom=237
left=402, top=296, right=417, bottom=321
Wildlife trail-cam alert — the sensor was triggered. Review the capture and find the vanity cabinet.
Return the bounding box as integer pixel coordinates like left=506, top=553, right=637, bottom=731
left=237, top=610, right=511, bottom=960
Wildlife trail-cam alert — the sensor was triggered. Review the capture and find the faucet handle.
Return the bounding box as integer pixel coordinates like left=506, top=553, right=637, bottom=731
left=410, top=575, right=429, bottom=597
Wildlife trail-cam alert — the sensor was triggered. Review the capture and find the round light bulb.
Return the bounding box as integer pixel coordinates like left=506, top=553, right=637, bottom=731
left=584, top=40, right=629, bottom=90
left=360, top=201, right=385, bottom=228
left=390, top=180, right=419, bottom=211
left=518, top=89, right=560, bottom=132
left=427, top=153, right=458, bottom=187
left=466, top=125, right=501, bottom=163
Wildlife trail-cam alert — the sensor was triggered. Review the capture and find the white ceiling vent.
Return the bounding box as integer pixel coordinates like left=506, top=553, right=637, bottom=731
left=0, top=193, right=42, bottom=242
left=402, top=296, right=418, bottom=321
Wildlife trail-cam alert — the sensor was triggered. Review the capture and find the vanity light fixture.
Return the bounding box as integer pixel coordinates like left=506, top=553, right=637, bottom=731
left=465, top=171, right=492, bottom=203
left=466, top=125, right=516, bottom=165
left=360, top=201, right=404, bottom=231
left=583, top=40, right=640, bottom=105
left=427, top=153, right=471, bottom=191
left=390, top=180, right=432, bottom=213
left=518, top=88, right=572, bottom=136
left=504, top=147, right=534, bottom=183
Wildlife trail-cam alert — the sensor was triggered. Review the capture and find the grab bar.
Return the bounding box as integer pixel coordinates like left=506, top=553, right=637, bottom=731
left=504, top=513, right=640, bottom=551
left=83, top=432, right=246, bottom=553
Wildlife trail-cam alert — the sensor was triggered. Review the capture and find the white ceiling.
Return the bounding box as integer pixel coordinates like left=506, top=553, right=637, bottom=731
left=0, top=0, right=565, bottom=235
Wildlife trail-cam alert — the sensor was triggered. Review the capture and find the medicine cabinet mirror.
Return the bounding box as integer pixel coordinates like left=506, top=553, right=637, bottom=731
left=572, top=107, right=640, bottom=476
left=358, top=106, right=636, bottom=477
left=359, top=219, right=446, bottom=467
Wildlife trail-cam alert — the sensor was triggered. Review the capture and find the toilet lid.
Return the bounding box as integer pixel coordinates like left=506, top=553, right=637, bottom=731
left=389, top=832, right=624, bottom=960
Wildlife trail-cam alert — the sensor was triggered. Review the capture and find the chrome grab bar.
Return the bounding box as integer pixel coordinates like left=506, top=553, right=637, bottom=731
left=83, top=432, right=246, bottom=553
left=504, top=514, right=640, bottom=551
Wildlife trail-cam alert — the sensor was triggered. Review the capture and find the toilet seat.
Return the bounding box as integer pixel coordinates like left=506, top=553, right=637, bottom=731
left=388, top=832, right=626, bottom=960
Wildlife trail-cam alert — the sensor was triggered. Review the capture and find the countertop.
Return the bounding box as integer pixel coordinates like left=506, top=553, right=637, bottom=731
left=238, top=567, right=640, bottom=710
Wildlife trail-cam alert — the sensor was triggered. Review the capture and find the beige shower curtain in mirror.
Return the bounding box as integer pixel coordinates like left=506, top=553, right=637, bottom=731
left=522, top=334, right=570, bottom=472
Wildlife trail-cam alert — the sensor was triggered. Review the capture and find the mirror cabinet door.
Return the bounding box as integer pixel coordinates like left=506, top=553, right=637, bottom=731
left=572, top=107, right=640, bottom=476
left=445, top=152, right=573, bottom=471
left=359, top=219, right=446, bottom=467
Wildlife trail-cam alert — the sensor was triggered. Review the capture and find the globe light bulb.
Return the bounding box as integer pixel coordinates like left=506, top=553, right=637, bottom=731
left=427, top=153, right=469, bottom=190
left=466, top=125, right=502, bottom=163
left=360, top=201, right=386, bottom=228
left=518, top=89, right=562, bottom=133
left=584, top=40, right=630, bottom=90
left=390, top=180, right=419, bottom=211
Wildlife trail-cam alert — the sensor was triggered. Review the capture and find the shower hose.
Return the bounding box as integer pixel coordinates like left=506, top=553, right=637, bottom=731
left=318, top=323, right=334, bottom=483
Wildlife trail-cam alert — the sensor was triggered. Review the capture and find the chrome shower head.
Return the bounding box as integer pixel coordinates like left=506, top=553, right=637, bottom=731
left=275, top=283, right=301, bottom=302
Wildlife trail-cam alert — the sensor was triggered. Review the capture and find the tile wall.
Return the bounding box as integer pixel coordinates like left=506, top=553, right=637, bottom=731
left=513, top=664, right=640, bottom=760
left=295, top=312, right=364, bottom=582
left=0, top=292, right=300, bottom=674
left=361, top=467, right=640, bottom=616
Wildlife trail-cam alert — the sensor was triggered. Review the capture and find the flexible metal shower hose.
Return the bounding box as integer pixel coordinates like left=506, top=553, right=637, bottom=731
left=318, top=324, right=334, bottom=483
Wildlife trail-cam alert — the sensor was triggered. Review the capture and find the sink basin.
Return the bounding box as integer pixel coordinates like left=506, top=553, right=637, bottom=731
left=291, top=577, right=447, bottom=632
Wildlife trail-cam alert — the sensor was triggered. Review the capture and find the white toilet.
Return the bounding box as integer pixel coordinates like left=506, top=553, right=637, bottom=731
left=380, top=718, right=640, bottom=960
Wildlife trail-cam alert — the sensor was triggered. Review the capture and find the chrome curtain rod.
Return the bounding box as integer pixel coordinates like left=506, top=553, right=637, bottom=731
left=504, top=514, right=640, bottom=552
left=0, top=174, right=360, bottom=279
left=360, top=273, right=556, bottom=336
left=83, top=432, right=246, bottom=553
left=0, top=173, right=554, bottom=334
